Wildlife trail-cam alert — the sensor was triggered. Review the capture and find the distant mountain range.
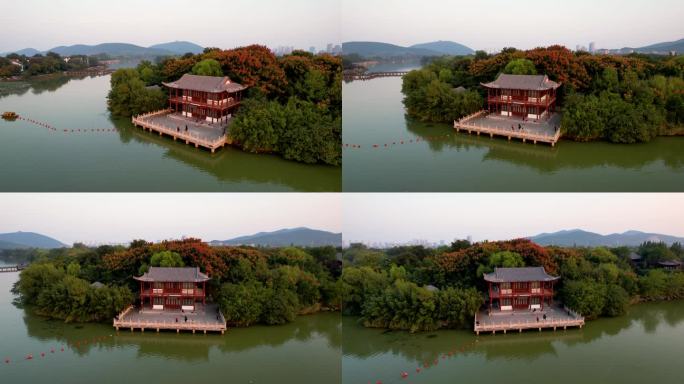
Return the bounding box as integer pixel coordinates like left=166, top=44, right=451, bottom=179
left=529, top=229, right=684, bottom=247
left=343, top=41, right=474, bottom=58
left=609, top=38, right=684, bottom=55
left=2, top=41, right=204, bottom=57
left=0, top=231, right=66, bottom=250
left=211, top=227, right=342, bottom=247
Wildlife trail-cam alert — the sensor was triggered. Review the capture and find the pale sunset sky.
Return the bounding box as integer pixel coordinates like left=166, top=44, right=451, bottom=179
left=343, top=194, right=684, bottom=244
left=0, top=0, right=341, bottom=52
left=341, top=0, right=683, bottom=51
left=2, top=1, right=681, bottom=53
left=0, top=194, right=342, bottom=245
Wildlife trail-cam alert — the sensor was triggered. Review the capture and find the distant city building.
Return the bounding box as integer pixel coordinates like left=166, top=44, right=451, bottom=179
left=589, top=42, right=595, bottom=53
left=309, top=46, right=316, bottom=54
left=326, top=43, right=333, bottom=54
left=332, top=44, right=342, bottom=55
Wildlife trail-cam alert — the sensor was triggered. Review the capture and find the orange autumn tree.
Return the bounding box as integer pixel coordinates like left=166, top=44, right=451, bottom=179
left=432, top=239, right=557, bottom=289
left=210, top=44, right=287, bottom=96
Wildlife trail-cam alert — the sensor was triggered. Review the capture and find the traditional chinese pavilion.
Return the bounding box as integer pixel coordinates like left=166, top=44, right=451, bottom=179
left=481, top=74, right=561, bottom=120
left=484, top=267, right=559, bottom=311
left=134, top=267, right=210, bottom=311
left=162, top=74, right=247, bottom=124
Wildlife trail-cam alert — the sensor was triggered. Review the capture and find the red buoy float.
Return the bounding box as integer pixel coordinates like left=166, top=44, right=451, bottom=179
left=401, top=372, right=408, bottom=378
left=416, top=367, right=421, bottom=373
left=25, top=354, right=33, bottom=360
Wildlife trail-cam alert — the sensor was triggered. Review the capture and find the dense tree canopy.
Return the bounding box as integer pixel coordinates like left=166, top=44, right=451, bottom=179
left=401, top=46, right=684, bottom=143
left=107, top=45, right=341, bottom=165
left=340, top=238, right=684, bottom=331
left=5, top=240, right=341, bottom=326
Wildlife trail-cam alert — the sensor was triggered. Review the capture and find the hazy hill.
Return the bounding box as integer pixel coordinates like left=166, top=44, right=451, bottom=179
left=2, top=41, right=204, bottom=57
left=211, top=227, right=342, bottom=247
left=529, top=229, right=684, bottom=247
left=343, top=41, right=474, bottom=58
left=633, top=38, right=684, bottom=54
left=47, top=43, right=173, bottom=57
left=409, top=40, right=474, bottom=56
left=149, top=41, right=204, bottom=55
left=0, top=231, right=66, bottom=249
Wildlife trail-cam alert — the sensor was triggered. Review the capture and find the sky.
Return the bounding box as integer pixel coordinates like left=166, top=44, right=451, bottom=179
left=341, top=0, right=684, bottom=51
left=343, top=193, right=684, bottom=244
left=0, top=193, right=341, bottom=245
left=0, top=0, right=340, bottom=52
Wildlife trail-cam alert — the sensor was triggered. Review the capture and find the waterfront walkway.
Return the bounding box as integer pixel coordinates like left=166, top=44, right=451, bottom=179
left=455, top=111, right=562, bottom=146
left=474, top=304, right=584, bottom=335
left=0, top=265, right=24, bottom=273
left=343, top=71, right=409, bottom=81
left=132, top=110, right=231, bottom=153
left=113, top=303, right=227, bottom=334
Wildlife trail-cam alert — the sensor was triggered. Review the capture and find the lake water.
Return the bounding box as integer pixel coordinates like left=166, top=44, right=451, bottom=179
left=0, top=264, right=341, bottom=383
left=342, top=301, right=684, bottom=384
left=342, top=74, right=684, bottom=191
left=0, top=75, right=340, bottom=191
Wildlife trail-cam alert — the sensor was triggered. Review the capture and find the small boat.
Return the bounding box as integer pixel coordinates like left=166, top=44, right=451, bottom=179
left=2, top=111, right=18, bottom=120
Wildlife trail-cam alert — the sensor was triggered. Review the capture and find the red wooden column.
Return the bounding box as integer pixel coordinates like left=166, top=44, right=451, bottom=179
left=488, top=282, right=492, bottom=311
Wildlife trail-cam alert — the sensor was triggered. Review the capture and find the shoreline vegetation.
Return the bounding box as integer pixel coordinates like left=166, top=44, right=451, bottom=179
left=3, top=240, right=341, bottom=326
left=341, top=239, right=684, bottom=333
left=107, top=45, right=342, bottom=166
left=0, top=52, right=107, bottom=80
left=387, top=46, right=684, bottom=144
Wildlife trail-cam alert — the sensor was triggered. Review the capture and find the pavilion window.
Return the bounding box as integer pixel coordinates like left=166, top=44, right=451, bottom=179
left=531, top=281, right=541, bottom=293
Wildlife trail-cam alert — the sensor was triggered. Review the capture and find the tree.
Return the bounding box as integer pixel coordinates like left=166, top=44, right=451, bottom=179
left=603, top=284, right=629, bottom=316
left=191, top=59, right=223, bottom=76
left=503, top=59, right=537, bottom=75
left=107, top=68, right=166, bottom=117
left=150, top=251, right=184, bottom=267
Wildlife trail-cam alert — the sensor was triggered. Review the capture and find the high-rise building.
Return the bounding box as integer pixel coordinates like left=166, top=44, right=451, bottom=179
left=326, top=43, right=333, bottom=53
left=589, top=42, right=595, bottom=53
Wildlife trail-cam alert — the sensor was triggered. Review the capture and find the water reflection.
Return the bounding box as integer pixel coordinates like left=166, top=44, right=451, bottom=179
left=342, top=301, right=684, bottom=365
left=404, top=118, right=684, bottom=173
left=22, top=308, right=340, bottom=363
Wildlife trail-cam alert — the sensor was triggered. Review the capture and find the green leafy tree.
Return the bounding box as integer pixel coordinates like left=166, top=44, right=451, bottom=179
left=191, top=59, right=223, bottom=76
left=150, top=251, right=185, bottom=267
left=503, top=59, right=537, bottom=75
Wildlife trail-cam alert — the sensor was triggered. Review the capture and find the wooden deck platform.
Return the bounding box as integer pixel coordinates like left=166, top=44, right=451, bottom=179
left=132, top=110, right=229, bottom=153
left=454, top=110, right=561, bottom=147
left=474, top=306, right=584, bottom=335
left=113, top=305, right=227, bottom=334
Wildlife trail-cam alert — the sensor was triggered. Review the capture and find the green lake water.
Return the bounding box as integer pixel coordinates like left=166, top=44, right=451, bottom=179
left=342, top=74, right=684, bottom=192
left=343, top=301, right=684, bottom=384
left=0, top=75, right=341, bottom=191
left=0, top=264, right=341, bottom=383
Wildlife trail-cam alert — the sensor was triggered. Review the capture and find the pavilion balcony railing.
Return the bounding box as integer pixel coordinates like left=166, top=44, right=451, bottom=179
left=490, top=289, right=553, bottom=297
left=169, top=97, right=240, bottom=110
left=487, top=96, right=555, bottom=106
left=141, top=289, right=205, bottom=296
